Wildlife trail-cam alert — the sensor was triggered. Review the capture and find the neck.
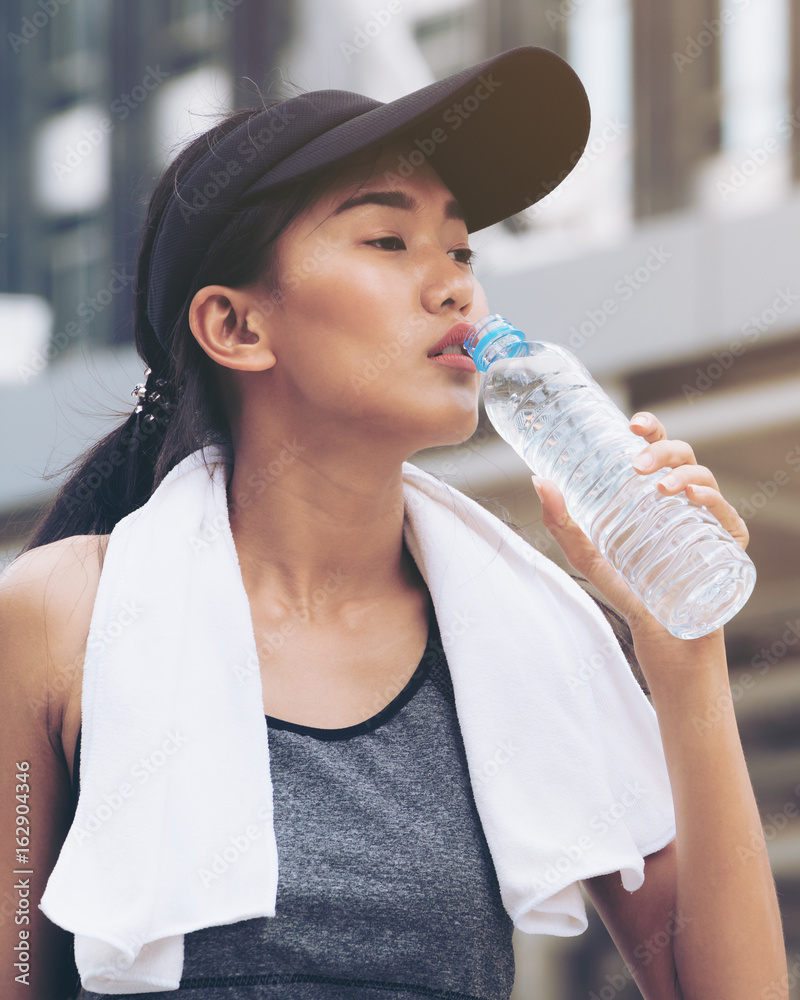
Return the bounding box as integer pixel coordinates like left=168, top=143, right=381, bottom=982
left=225, top=432, right=425, bottom=625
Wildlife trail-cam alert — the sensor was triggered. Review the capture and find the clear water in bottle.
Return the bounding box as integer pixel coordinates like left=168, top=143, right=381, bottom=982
left=464, top=314, right=756, bottom=639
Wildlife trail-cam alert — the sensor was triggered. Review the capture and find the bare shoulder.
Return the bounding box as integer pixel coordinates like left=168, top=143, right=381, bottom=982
left=0, top=534, right=110, bottom=743
left=0, top=533, right=110, bottom=629
left=0, top=534, right=109, bottom=996
left=0, top=532, right=110, bottom=592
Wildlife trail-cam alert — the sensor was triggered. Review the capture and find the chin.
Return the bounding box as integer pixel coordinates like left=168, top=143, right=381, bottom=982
left=416, top=406, right=480, bottom=451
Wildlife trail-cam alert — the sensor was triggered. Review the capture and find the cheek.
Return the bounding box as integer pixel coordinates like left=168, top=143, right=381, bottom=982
left=281, top=259, right=399, bottom=328
left=275, top=258, right=419, bottom=375
left=471, top=280, right=490, bottom=318
left=269, top=273, right=399, bottom=399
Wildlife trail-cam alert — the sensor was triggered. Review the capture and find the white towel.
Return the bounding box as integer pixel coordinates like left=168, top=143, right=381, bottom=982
left=39, top=443, right=676, bottom=993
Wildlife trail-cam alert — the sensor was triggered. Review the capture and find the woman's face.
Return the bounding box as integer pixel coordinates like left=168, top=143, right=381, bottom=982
left=250, top=142, right=489, bottom=455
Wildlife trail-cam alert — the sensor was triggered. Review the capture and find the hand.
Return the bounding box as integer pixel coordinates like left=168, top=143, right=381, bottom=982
left=531, top=410, right=749, bottom=638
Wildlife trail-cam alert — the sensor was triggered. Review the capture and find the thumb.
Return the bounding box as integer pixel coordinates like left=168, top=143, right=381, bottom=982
left=531, top=476, right=573, bottom=534
left=531, top=475, right=610, bottom=578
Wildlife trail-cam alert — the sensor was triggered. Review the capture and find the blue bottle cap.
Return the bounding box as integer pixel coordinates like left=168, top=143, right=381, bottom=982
left=464, top=314, right=528, bottom=372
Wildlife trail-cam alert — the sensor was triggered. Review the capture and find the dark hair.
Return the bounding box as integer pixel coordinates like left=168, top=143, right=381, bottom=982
left=18, top=101, right=643, bottom=692
left=19, top=102, right=384, bottom=556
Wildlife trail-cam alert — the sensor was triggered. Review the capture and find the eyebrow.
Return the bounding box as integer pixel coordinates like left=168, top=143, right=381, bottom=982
left=332, top=189, right=467, bottom=223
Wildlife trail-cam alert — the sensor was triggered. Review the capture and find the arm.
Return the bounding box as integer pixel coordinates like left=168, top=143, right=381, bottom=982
left=583, top=840, right=684, bottom=1000
left=534, top=412, right=788, bottom=1000
left=0, top=538, right=100, bottom=1000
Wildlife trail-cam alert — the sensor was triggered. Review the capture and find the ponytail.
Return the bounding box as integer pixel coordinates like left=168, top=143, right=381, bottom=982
left=19, top=103, right=384, bottom=557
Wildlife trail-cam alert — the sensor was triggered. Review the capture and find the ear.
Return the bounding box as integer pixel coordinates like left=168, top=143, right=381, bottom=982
left=188, top=285, right=276, bottom=372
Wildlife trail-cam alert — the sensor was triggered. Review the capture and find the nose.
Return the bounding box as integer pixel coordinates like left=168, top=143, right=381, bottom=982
left=419, top=248, right=475, bottom=317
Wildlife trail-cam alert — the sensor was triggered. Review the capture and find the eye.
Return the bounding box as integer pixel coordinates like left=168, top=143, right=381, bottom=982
left=449, top=247, right=477, bottom=267
left=365, top=236, right=406, bottom=250
left=364, top=237, right=477, bottom=269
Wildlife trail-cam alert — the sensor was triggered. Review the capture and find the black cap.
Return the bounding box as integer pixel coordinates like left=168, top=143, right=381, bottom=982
left=146, top=46, right=590, bottom=348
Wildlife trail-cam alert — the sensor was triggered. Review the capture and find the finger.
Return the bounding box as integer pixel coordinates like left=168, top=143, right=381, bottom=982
left=656, top=464, right=720, bottom=495
left=629, top=411, right=668, bottom=444
left=531, top=475, right=571, bottom=533
left=632, top=438, right=697, bottom=474
left=531, top=476, right=649, bottom=623
left=685, top=485, right=750, bottom=549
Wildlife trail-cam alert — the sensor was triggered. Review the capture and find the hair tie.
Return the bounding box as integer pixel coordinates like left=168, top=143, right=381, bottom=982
left=131, top=368, right=179, bottom=429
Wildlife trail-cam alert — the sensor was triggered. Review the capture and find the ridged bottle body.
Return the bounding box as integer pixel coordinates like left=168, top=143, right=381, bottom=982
left=466, top=317, right=756, bottom=638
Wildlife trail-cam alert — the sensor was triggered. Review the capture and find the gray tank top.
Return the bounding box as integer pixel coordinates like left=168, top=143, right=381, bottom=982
left=68, top=606, right=515, bottom=999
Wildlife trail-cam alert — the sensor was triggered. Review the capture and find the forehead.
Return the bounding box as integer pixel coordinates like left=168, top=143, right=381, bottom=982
left=308, top=141, right=460, bottom=221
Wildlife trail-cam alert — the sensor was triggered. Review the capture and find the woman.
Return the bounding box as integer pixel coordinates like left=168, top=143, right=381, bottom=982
left=0, top=47, right=787, bottom=1000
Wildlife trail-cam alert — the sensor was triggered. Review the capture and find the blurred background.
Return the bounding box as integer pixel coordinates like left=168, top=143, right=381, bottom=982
left=1, top=0, right=799, bottom=996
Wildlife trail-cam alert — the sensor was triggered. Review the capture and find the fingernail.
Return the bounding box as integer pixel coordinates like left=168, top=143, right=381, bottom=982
left=630, top=412, right=650, bottom=427
left=632, top=453, right=653, bottom=472
left=660, top=474, right=677, bottom=489
left=531, top=476, right=544, bottom=499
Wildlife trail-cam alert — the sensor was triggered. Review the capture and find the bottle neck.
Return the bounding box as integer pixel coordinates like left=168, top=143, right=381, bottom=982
left=464, top=314, right=528, bottom=372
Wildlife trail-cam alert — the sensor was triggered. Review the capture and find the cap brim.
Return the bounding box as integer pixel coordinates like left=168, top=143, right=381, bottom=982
left=244, top=46, right=590, bottom=233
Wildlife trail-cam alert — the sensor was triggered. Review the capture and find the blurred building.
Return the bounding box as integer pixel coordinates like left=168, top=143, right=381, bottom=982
left=0, top=0, right=291, bottom=533
left=1, top=1, right=799, bottom=997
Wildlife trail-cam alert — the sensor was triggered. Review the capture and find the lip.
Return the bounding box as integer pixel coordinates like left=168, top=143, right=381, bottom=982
left=427, top=321, right=475, bottom=359
left=430, top=353, right=478, bottom=371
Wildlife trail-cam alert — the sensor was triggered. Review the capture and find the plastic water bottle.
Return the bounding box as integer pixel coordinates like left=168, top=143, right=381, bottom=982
left=464, top=314, right=756, bottom=639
